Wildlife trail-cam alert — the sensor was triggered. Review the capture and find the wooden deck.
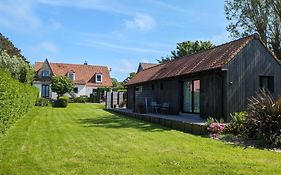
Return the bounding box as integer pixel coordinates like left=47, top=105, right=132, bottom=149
left=107, top=108, right=207, bottom=135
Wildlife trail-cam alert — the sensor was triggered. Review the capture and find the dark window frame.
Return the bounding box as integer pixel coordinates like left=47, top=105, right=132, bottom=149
left=259, top=76, right=274, bottom=92
left=41, top=84, right=50, bottom=98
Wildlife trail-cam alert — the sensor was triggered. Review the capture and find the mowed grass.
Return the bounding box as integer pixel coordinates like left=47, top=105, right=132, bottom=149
left=0, top=104, right=281, bottom=175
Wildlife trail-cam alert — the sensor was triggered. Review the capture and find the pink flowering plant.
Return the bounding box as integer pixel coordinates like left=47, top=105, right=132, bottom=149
left=207, top=122, right=226, bottom=134
left=206, top=117, right=226, bottom=137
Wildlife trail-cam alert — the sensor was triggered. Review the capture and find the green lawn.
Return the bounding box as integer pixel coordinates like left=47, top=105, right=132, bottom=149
left=0, top=104, right=281, bottom=175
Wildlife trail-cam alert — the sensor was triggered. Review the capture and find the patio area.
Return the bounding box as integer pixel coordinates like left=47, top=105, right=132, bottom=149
left=107, top=108, right=207, bottom=135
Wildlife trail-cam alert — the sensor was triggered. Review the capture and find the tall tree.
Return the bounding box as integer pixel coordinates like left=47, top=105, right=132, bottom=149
left=0, top=33, right=27, bottom=62
left=225, top=0, right=281, bottom=60
left=157, top=40, right=214, bottom=63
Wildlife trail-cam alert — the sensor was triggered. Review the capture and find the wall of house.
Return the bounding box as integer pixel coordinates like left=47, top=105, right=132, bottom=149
left=224, top=39, right=281, bottom=120
left=85, top=86, right=98, bottom=96
left=127, top=71, right=223, bottom=118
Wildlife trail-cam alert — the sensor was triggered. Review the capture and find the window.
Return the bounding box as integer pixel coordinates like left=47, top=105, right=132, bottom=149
left=152, top=84, right=154, bottom=91
left=68, top=72, right=75, bottom=80
left=41, top=85, right=50, bottom=98
left=96, top=74, right=102, bottom=83
left=260, top=76, right=274, bottom=92
left=73, top=87, right=78, bottom=93
left=42, top=70, right=50, bottom=77
left=135, top=86, right=143, bottom=92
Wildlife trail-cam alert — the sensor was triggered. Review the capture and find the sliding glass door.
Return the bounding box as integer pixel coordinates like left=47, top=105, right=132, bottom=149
left=183, top=80, right=200, bottom=113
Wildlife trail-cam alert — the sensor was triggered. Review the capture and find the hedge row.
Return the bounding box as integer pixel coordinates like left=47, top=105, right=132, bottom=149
left=0, top=70, right=38, bottom=133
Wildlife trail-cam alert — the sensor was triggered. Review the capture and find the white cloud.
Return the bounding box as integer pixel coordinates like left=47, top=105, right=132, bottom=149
left=39, top=41, right=58, bottom=53
left=38, top=0, right=136, bottom=16
left=125, top=14, right=156, bottom=31
left=0, top=0, right=41, bottom=31
left=77, top=40, right=165, bottom=54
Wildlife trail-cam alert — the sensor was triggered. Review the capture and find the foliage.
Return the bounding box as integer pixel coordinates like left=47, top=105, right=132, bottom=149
left=0, top=50, right=34, bottom=84
left=207, top=122, right=226, bottom=135
left=0, top=33, right=27, bottom=62
left=71, top=96, right=89, bottom=103
left=225, top=0, right=281, bottom=60
left=123, top=72, right=136, bottom=83
left=52, top=96, right=69, bottom=108
left=206, top=116, right=224, bottom=127
left=0, top=70, right=38, bottom=133
left=111, top=78, right=126, bottom=91
left=51, top=76, right=74, bottom=98
left=224, top=112, right=246, bottom=135
left=157, top=40, right=214, bottom=63
left=35, top=98, right=50, bottom=107
left=244, top=90, right=281, bottom=147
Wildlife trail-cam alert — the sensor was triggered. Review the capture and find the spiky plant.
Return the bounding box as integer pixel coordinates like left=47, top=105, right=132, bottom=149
left=245, top=89, right=281, bottom=147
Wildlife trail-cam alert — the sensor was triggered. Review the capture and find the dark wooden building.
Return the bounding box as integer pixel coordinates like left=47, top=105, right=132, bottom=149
left=126, top=34, right=281, bottom=121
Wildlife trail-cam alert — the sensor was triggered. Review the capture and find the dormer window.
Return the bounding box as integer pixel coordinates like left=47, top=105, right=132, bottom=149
left=42, top=70, right=50, bottom=77
left=67, top=72, right=75, bottom=81
left=96, top=74, right=102, bottom=83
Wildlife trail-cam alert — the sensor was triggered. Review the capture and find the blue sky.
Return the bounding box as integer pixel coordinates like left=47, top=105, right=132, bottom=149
left=0, top=0, right=230, bottom=81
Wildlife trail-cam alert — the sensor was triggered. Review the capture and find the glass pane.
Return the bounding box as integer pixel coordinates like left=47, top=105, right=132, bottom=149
left=193, top=80, right=200, bottom=113
left=183, top=81, right=192, bottom=112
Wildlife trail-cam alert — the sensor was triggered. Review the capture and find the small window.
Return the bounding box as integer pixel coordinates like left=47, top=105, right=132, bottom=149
left=160, top=83, right=163, bottom=90
left=260, top=76, right=274, bottom=92
left=96, top=74, right=102, bottom=83
left=73, top=87, right=78, bottom=93
left=135, top=86, right=143, bottom=92
left=152, top=84, right=154, bottom=91
left=68, top=72, right=75, bottom=80
left=42, top=70, right=50, bottom=77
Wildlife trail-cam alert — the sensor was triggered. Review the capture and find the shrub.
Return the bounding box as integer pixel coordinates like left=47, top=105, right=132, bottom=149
left=244, top=90, right=281, bottom=147
left=52, top=96, right=68, bottom=108
left=35, top=97, right=50, bottom=107
left=207, top=122, right=226, bottom=135
left=71, top=96, right=89, bottom=103
left=224, top=112, right=246, bottom=135
left=0, top=70, right=38, bottom=133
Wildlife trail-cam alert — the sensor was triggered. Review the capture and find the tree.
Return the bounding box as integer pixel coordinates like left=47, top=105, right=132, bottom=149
left=123, top=72, right=136, bottom=83
left=157, top=40, right=214, bottom=63
left=0, top=50, right=34, bottom=84
left=111, top=78, right=126, bottom=91
left=51, top=76, right=74, bottom=98
left=225, top=0, right=281, bottom=60
left=0, top=33, right=27, bottom=62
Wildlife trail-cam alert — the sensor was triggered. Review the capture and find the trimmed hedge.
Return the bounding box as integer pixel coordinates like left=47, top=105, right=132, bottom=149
left=0, top=70, right=38, bottom=133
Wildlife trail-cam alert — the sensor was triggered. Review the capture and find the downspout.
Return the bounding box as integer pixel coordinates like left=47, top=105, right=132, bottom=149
left=221, top=68, right=228, bottom=122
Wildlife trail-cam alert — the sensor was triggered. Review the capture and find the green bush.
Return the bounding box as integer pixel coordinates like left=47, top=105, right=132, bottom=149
left=224, top=112, right=246, bottom=135
left=52, top=96, right=69, bottom=108
left=0, top=70, right=38, bottom=133
left=35, top=97, right=50, bottom=107
left=71, top=96, right=89, bottom=103
left=244, top=90, right=281, bottom=147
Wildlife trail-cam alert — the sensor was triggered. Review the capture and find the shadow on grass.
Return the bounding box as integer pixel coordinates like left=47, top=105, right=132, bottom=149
left=77, top=113, right=170, bottom=132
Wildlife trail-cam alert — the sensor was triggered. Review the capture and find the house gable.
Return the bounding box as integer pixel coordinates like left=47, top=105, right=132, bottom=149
left=36, top=59, right=53, bottom=78
left=223, top=38, right=281, bottom=119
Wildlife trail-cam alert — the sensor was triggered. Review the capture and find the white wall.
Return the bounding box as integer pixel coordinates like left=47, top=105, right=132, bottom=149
left=33, top=82, right=99, bottom=98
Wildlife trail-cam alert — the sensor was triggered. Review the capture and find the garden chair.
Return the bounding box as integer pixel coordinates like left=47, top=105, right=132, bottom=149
left=160, top=103, right=169, bottom=114
left=151, top=101, right=160, bottom=113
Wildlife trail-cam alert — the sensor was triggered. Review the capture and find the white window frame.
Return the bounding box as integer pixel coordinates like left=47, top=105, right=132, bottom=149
left=67, top=72, right=75, bottom=81
left=96, top=74, right=103, bottom=83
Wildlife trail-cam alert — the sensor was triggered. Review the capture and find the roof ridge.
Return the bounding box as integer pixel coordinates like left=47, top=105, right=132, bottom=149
left=36, top=61, right=108, bottom=68
left=136, top=34, right=255, bottom=73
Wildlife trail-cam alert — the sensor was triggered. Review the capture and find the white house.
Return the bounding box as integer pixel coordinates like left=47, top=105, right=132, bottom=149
left=34, top=59, right=112, bottom=99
